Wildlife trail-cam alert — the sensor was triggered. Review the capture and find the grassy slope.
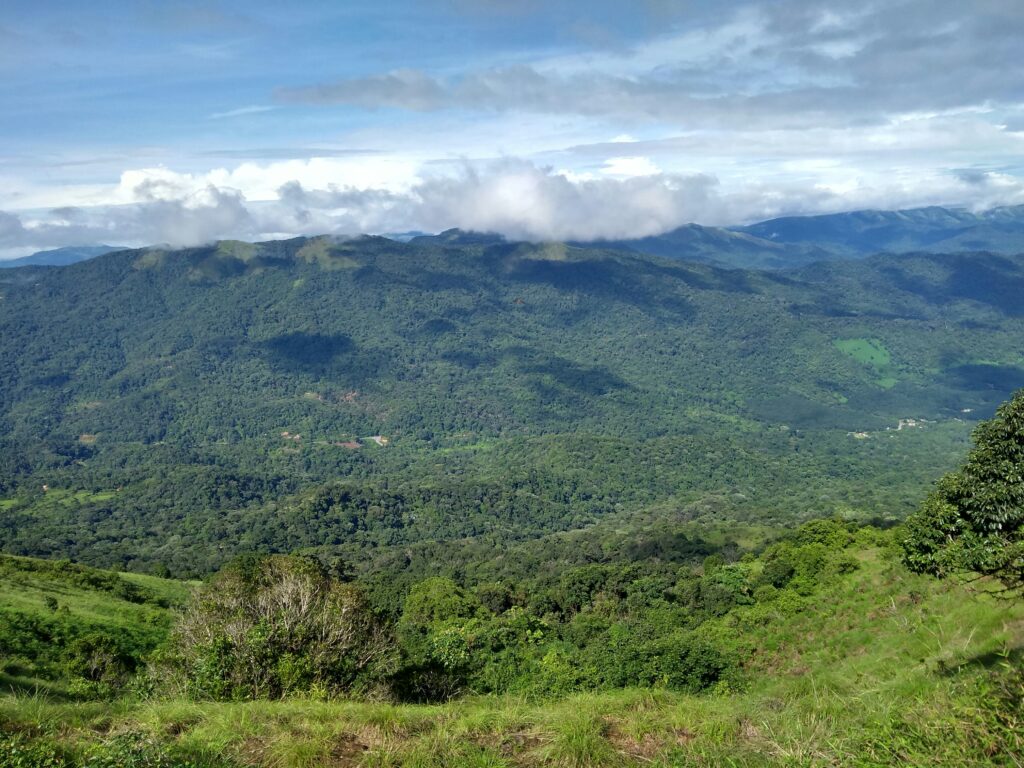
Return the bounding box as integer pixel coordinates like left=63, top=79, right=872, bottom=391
left=1, top=544, right=1020, bottom=767
left=0, top=555, right=193, bottom=697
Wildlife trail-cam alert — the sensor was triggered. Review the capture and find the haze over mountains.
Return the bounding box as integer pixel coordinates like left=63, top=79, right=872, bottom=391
left=7, top=204, right=1024, bottom=272
left=570, top=204, right=1024, bottom=269
left=0, top=245, right=123, bottom=269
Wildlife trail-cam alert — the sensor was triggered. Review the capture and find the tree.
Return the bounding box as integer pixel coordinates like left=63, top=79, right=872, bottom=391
left=902, top=389, right=1024, bottom=595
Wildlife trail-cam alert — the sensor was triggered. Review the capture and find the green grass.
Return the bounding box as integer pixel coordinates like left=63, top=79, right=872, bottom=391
left=0, top=569, right=161, bottom=628
left=118, top=571, right=197, bottom=606
left=1, top=545, right=1019, bottom=766
left=834, top=338, right=892, bottom=368
left=0, top=555, right=188, bottom=700
left=835, top=338, right=904, bottom=391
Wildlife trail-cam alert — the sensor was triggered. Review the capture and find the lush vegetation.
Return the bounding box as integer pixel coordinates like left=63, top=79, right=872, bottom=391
left=0, top=522, right=1020, bottom=766
left=1, top=236, right=1023, bottom=764
left=0, top=554, right=191, bottom=700
left=1, top=238, right=1022, bottom=576
left=903, top=388, right=1024, bottom=594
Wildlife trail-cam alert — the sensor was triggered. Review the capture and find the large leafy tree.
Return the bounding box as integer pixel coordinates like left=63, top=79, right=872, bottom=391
left=902, top=389, right=1024, bottom=594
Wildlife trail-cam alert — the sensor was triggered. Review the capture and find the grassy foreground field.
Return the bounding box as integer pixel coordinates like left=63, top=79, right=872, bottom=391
left=1, top=543, right=1021, bottom=767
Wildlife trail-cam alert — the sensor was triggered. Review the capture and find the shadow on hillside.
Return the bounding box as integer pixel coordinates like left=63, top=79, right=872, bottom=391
left=353, top=263, right=482, bottom=294
left=937, top=645, right=1024, bottom=677
left=947, top=257, right=1024, bottom=317
left=260, top=332, right=391, bottom=384
left=946, top=363, right=1024, bottom=395
left=0, top=671, right=73, bottom=701
left=879, top=254, right=1024, bottom=317
left=440, top=345, right=630, bottom=398
left=498, top=250, right=700, bottom=319
left=519, top=355, right=629, bottom=397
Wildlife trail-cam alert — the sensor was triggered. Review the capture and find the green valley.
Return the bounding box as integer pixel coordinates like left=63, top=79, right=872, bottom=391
left=0, top=236, right=1022, bottom=766
left=0, top=239, right=1022, bottom=575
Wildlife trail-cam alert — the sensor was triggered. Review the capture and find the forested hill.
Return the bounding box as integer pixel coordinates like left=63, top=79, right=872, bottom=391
left=0, top=245, right=123, bottom=269
left=564, top=204, right=1024, bottom=269
left=0, top=236, right=1022, bottom=574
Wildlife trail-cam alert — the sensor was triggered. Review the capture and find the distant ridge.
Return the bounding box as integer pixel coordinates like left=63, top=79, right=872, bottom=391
left=736, top=204, right=1024, bottom=258
left=0, top=244, right=124, bottom=268
left=563, top=204, right=1024, bottom=270
left=6, top=204, right=1024, bottom=272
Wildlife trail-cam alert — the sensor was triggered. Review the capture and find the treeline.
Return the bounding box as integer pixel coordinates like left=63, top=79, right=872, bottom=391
left=1, top=519, right=872, bottom=703
left=0, top=426, right=961, bottom=577
left=154, top=518, right=869, bottom=702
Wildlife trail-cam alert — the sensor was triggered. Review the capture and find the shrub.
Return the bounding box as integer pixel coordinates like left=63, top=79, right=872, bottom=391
left=166, top=554, right=394, bottom=699
left=649, top=631, right=732, bottom=692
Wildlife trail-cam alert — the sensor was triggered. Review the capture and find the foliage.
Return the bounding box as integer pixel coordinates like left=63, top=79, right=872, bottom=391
left=0, top=239, right=1021, bottom=574
left=164, top=555, right=393, bottom=700
left=903, top=389, right=1024, bottom=593
left=2, top=532, right=1022, bottom=767
left=0, top=555, right=183, bottom=696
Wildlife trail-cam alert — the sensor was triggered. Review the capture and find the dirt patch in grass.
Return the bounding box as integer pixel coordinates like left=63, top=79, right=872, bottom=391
left=474, top=728, right=546, bottom=759
left=603, top=718, right=695, bottom=761
left=236, top=736, right=269, bottom=766
left=328, top=733, right=370, bottom=766
left=162, top=717, right=199, bottom=737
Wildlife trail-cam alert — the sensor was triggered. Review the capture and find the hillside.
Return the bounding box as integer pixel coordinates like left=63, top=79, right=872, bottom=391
left=0, top=246, right=123, bottom=269
left=737, top=205, right=1024, bottom=260
left=0, top=529, right=1020, bottom=767
left=0, top=553, right=191, bottom=699
left=573, top=205, right=1024, bottom=269
left=0, top=237, right=1022, bottom=574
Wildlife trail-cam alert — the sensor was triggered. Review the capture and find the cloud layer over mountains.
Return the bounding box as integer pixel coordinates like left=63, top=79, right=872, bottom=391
left=2, top=0, right=1024, bottom=256
left=4, top=159, right=1024, bottom=256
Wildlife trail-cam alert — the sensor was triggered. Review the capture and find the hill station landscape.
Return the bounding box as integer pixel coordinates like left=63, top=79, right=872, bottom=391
left=1, top=1, right=1023, bottom=766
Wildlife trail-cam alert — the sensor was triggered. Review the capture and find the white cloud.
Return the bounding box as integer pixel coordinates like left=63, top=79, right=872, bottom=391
left=4, top=156, right=1024, bottom=259
left=601, top=156, right=661, bottom=178
left=277, top=1, right=1024, bottom=130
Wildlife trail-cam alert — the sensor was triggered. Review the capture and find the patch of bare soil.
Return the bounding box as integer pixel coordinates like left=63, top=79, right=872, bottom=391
left=603, top=718, right=695, bottom=761
left=328, top=733, right=370, bottom=766
left=475, top=728, right=546, bottom=759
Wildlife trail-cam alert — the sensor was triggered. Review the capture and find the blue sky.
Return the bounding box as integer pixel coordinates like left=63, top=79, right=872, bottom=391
left=2, top=0, right=1024, bottom=256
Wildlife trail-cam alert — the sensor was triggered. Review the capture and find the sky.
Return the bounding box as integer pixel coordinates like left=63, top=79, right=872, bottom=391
left=2, top=0, right=1024, bottom=257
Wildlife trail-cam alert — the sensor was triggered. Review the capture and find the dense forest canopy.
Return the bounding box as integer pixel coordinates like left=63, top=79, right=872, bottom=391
left=0, top=236, right=1022, bottom=575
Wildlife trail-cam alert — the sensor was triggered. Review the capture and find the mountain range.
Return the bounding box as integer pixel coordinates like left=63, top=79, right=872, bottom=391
left=6, top=204, right=1024, bottom=272
left=0, top=233, right=1022, bottom=574
left=0, top=244, right=123, bottom=268
left=424, top=204, right=1024, bottom=270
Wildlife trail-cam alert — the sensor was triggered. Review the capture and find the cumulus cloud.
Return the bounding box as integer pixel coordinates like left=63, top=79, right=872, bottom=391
left=0, top=210, right=27, bottom=246
left=0, top=186, right=258, bottom=255
left=5, top=157, right=1024, bottom=258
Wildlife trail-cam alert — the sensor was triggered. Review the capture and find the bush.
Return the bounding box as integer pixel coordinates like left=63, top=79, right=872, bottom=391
left=166, top=554, right=394, bottom=700
left=649, top=631, right=732, bottom=692
left=0, top=735, right=68, bottom=768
